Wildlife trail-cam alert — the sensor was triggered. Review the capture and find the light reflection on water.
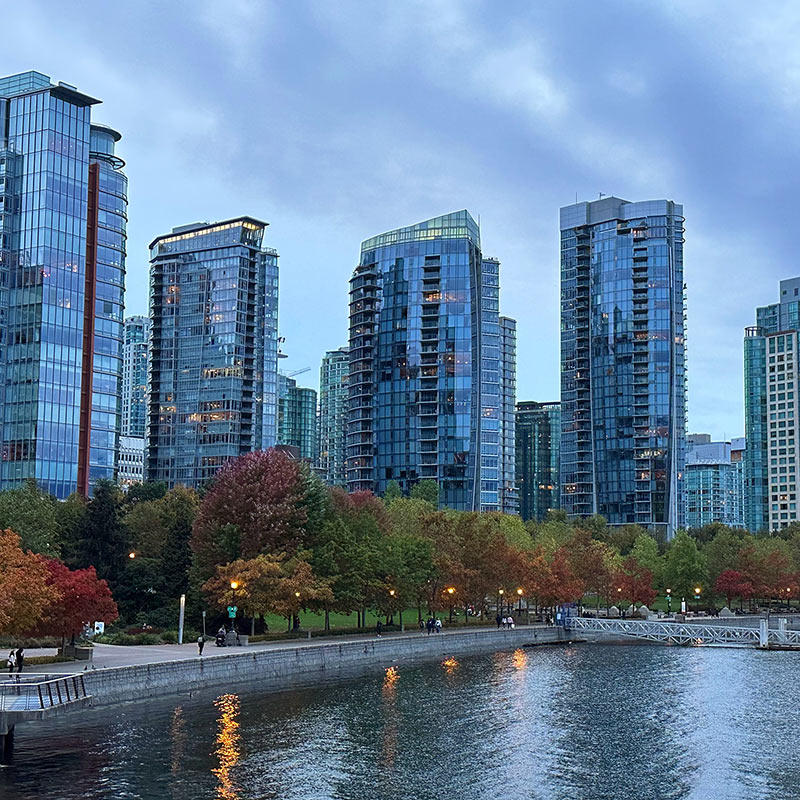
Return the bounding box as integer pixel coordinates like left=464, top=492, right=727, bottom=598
left=3, top=644, right=800, bottom=799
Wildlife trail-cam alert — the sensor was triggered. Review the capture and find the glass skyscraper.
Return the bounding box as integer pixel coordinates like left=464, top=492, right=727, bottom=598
left=346, top=211, right=516, bottom=511
left=516, top=401, right=561, bottom=521
left=277, top=374, right=317, bottom=462
left=0, top=71, right=126, bottom=498
left=122, top=315, right=150, bottom=438
left=744, top=277, right=800, bottom=531
left=317, top=346, right=349, bottom=486
left=147, top=217, right=279, bottom=489
left=684, top=434, right=745, bottom=529
left=560, top=198, right=686, bottom=540
left=500, top=315, right=518, bottom=514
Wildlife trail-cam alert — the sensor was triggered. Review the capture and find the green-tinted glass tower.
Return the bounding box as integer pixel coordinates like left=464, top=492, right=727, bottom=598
left=516, top=401, right=561, bottom=521
left=278, top=374, right=317, bottom=462
left=317, top=347, right=349, bottom=486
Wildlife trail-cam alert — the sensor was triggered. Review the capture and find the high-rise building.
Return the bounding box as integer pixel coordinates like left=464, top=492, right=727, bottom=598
left=0, top=71, right=126, bottom=498
left=146, top=217, right=279, bottom=489
left=122, top=316, right=150, bottom=438
left=744, top=277, right=800, bottom=531
left=560, top=198, right=686, bottom=540
left=684, top=434, right=745, bottom=529
left=346, top=211, right=515, bottom=511
left=317, top=347, right=349, bottom=486
left=277, top=374, right=317, bottom=462
left=516, top=401, right=561, bottom=521
left=118, top=435, right=145, bottom=491
left=500, top=316, right=518, bottom=514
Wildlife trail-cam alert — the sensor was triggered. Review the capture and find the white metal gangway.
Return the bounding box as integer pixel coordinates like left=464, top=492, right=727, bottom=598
left=565, top=616, right=800, bottom=648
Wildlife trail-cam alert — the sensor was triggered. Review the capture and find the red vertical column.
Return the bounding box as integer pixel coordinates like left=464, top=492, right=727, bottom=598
left=77, top=162, right=99, bottom=497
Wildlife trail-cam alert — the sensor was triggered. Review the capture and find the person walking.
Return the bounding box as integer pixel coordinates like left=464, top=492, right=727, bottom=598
left=376, top=619, right=383, bottom=638
left=197, top=635, right=205, bottom=655
left=7, top=650, right=15, bottom=675
left=435, top=618, right=442, bottom=633
left=15, top=647, right=24, bottom=673
left=426, top=617, right=433, bottom=635
left=496, top=613, right=502, bottom=629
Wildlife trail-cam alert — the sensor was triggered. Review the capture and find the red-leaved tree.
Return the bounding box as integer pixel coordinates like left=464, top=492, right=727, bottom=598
left=31, top=559, right=118, bottom=644
left=714, top=569, right=752, bottom=609
left=192, top=449, right=308, bottom=582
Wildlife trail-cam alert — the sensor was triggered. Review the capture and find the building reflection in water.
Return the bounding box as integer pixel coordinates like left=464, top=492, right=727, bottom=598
left=212, top=694, right=241, bottom=800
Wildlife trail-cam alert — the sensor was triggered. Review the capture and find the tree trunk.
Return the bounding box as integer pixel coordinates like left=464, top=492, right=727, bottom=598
left=324, top=609, right=330, bottom=632
left=286, top=616, right=292, bottom=633
left=250, top=617, right=255, bottom=636
left=417, top=601, right=422, bottom=624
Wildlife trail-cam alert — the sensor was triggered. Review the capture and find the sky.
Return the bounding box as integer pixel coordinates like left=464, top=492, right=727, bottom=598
left=5, top=0, right=799, bottom=440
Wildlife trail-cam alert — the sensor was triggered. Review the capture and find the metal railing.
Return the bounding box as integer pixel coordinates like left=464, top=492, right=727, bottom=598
left=564, top=616, right=800, bottom=648
left=0, top=673, right=88, bottom=712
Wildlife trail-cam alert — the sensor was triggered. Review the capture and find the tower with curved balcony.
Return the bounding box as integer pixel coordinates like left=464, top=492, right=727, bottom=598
left=346, top=211, right=516, bottom=512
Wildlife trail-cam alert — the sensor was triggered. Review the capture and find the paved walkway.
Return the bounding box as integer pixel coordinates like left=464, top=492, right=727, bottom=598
left=22, top=625, right=544, bottom=674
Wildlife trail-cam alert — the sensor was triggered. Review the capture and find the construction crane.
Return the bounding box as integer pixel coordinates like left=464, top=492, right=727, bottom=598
left=284, top=367, right=310, bottom=378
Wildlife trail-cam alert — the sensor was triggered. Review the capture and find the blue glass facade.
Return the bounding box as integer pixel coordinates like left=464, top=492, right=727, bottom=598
left=744, top=278, right=800, bottom=531
left=685, top=436, right=745, bottom=529
left=317, top=347, right=349, bottom=487
left=347, top=211, right=515, bottom=511
left=560, top=198, right=686, bottom=540
left=147, top=218, right=279, bottom=488
left=500, top=316, right=518, bottom=513
left=0, top=71, right=125, bottom=498
left=516, top=401, right=561, bottom=522
left=122, top=315, right=150, bottom=438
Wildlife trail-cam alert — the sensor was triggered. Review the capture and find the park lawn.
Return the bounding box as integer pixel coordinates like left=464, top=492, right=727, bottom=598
left=256, top=608, right=491, bottom=632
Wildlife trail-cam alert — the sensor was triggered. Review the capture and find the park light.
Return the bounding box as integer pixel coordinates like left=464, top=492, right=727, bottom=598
left=230, top=580, right=239, bottom=590
left=294, top=591, right=301, bottom=598
left=617, top=587, right=622, bottom=593
left=694, top=587, right=701, bottom=595
left=666, top=588, right=672, bottom=595
left=498, top=588, right=505, bottom=596
left=128, top=551, right=136, bottom=559
left=389, top=589, right=396, bottom=597
left=447, top=586, right=455, bottom=595
left=516, top=588, right=524, bottom=596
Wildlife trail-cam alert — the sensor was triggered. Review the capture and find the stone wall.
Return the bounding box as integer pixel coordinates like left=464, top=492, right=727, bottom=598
left=83, top=626, right=567, bottom=707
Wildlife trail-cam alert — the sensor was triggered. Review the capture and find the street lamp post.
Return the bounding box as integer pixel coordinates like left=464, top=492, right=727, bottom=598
left=666, top=588, right=672, bottom=615
left=229, top=580, right=239, bottom=632
left=498, top=588, right=505, bottom=620
left=447, top=586, right=455, bottom=624
left=694, top=586, right=701, bottom=614
left=516, top=588, right=524, bottom=620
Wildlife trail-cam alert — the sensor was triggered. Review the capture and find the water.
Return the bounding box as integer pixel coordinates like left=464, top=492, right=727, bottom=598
left=3, top=642, right=800, bottom=799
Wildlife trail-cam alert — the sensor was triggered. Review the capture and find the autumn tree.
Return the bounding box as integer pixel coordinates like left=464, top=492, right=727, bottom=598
left=32, top=559, right=118, bottom=645
left=0, top=529, right=57, bottom=635
left=615, top=556, right=657, bottom=609
left=714, top=569, right=752, bottom=609
left=192, top=449, right=308, bottom=582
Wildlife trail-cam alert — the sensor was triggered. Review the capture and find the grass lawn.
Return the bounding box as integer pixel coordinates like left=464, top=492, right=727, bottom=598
left=253, top=608, right=493, bottom=632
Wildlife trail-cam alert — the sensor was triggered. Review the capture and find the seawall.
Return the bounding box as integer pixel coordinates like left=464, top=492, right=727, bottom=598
left=83, top=626, right=569, bottom=707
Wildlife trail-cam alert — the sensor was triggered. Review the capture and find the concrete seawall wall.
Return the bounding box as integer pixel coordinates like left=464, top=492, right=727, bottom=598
left=83, top=627, right=568, bottom=707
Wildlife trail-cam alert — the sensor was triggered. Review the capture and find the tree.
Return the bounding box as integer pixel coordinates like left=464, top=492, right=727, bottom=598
left=409, top=479, right=439, bottom=507
left=272, top=559, right=334, bottom=632
left=63, top=480, right=129, bottom=587
left=0, top=529, right=57, bottom=635
left=383, top=480, right=403, bottom=504
left=123, top=481, right=167, bottom=505
left=614, top=556, right=657, bottom=608
left=630, top=534, right=662, bottom=586
left=714, top=569, right=752, bottom=609
left=159, top=486, right=198, bottom=596
left=0, top=479, right=61, bottom=555
left=704, top=527, right=747, bottom=588
left=662, top=530, right=707, bottom=601
left=32, top=559, right=118, bottom=644
left=192, top=449, right=308, bottom=582
left=202, top=554, right=284, bottom=622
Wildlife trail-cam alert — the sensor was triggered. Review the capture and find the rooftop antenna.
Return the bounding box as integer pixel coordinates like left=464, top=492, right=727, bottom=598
left=598, top=192, right=606, bottom=199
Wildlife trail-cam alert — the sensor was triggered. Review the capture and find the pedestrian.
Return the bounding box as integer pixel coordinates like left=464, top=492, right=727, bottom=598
left=15, top=647, right=24, bottom=673
left=502, top=616, right=507, bottom=629
left=7, top=650, right=15, bottom=674
left=508, top=616, right=515, bottom=630
left=419, top=619, right=425, bottom=632
left=197, top=635, right=205, bottom=655
left=426, top=617, right=433, bottom=635
left=496, top=613, right=502, bottom=629
left=376, top=619, right=383, bottom=638
left=435, top=618, right=442, bottom=633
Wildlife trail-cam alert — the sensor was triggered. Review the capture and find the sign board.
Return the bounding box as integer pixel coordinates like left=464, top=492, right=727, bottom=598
left=227, top=605, right=238, bottom=618
left=94, top=621, right=105, bottom=635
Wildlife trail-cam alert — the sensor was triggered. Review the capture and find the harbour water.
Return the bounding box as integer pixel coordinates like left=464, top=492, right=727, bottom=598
left=3, top=642, right=799, bottom=799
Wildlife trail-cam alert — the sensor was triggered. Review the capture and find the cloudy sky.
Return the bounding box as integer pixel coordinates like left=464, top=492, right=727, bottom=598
left=6, top=1, right=798, bottom=439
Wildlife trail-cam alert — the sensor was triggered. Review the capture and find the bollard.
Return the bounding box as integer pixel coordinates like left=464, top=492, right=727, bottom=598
left=759, top=618, right=769, bottom=648
left=778, top=618, right=788, bottom=644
